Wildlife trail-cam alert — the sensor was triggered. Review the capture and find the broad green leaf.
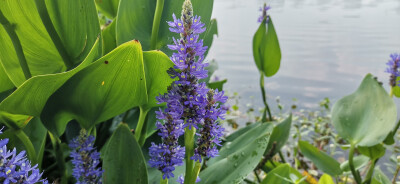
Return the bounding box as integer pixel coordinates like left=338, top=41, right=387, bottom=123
left=141, top=50, right=174, bottom=110
left=371, top=169, right=391, bottom=184
left=298, top=141, right=342, bottom=176
left=116, top=0, right=214, bottom=55
left=358, top=144, right=385, bottom=160
left=103, top=123, right=148, bottom=184
left=95, top=0, right=120, bottom=18
left=331, top=74, right=397, bottom=147
left=225, top=122, right=260, bottom=142
left=0, top=63, right=14, bottom=93
left=102, top=20, right=117, bottom=55
left=0, top=39, right=100, bottom=129
left=23, top=117, right=47, bottom=169
left=208, top=79, right=227, bottom=91
left=265, top=115, right=292, bottom=158
left=208, top=123, right=273, bottom=165
left=45, top=0, right=101, bottom=65
left=0, top=0, right=64, bottom=86
left=252, top=17, right=281, bottom=77
left=318, top=174, right=334, bottom=184
left=340, top=155, right=369, bottom=173
left=261, top=164, right=291, bottom=184
left=201, top=18, right=218, bottom=57
left=41, top=40, right=148, bottom=136
left=198, top=128, right=272, bottom=184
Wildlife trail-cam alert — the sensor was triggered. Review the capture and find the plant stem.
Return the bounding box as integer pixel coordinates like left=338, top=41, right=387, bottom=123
left=184, top=127, right=196, bottom=184
left=349, top=144, right=362, bottom=184
left=278, top=150, right=286, bottom=163
left=138, top=112, right=150, bottom=146
left=161, top=177, right=168, bottom=184
left=254, top=170, right=262, bottom=183
left=14, top=129, right=37, bottom=164
left=49, top=132, right=67, bottom=184
left=0, top=10, right=32, bottom=79
left=390, top=87, right=394, bottom=98
left=189, top=161, right=202, bottom=184
left=260, top=73, right=272, bottom=122
left=150, top=0, right=165, bottom=50
left=392, top=165, right=400, bottom=184
left=134, top=106, right=150, bottom=145
left=363, top=159, right=377, bottom=184
left=34, top=0, right=73, bottom=69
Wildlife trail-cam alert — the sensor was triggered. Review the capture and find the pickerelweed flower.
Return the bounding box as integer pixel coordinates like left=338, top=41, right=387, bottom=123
left=191, top=89, right=227, bottom=162
left=258, top=4, right=271, bottom=23
left=149, top=0, right=210, bottom=180
left=177, top=174, right=200, bottom=184
left=0, top=127, right=48, bottom=184
left=69, top=130, right=103, bottom=184
left=385, top=53, right=400, bottom=87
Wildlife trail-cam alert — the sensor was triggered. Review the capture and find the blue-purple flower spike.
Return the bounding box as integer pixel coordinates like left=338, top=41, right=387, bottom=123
left=385, top=53, right=400, bottom=87
left=69, top=129, right=103, bottom=184
left=258, top=4, right=271, bottom=23
left=0, top=127, right=48, bottom=184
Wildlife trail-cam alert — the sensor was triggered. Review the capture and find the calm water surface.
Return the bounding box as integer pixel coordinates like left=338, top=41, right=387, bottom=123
left=207, top=0, right=400, bottom=114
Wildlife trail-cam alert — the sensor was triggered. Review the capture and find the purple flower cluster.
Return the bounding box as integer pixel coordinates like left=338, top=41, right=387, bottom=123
left=149, top=0, right=227, bottom=180
left=69, top=130, right=103, bottom=184
left=177, top=174, right=200, bottom=184
left=0, top=128, right=48, bottom=184
left=386, top=53, right=400, bottom=87
left=258, top=4, right=271, bottom=23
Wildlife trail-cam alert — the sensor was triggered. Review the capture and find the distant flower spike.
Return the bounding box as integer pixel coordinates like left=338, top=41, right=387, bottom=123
left=69, top=129, right=103, bottom=184
left=386, top=53, right=400, bottom=87
left=258, top=3, right=271, bottom=23
left=0, top=127, right=48, bottom=184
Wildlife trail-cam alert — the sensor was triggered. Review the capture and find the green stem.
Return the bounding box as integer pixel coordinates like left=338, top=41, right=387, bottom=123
left=14, top=130, right=37, bottom=164
left=0, top=10, right=32, bottom=79
left=49, top=132, right=67, bottom=184
left=34, top=0, right=73, bottom=69
left=138, top=110, right=151, bottom=146
left=260, top=73, right=272, bottom=122
left=184, top=127, right=196, bottom=184
left=189, top=161, right=202, bottom=184
left=390, top=87, right=394, bottom=98
left=134, top=106, right=150, bottom=145
left=363, top=159, right=377, bottom=184
left=278, top=150, right=286, bottom=163
left=254, top=170, right=261, bottom=183
left=349, top=144, right=362, bottom=184
left=150, top=0, right=165, bottom=50
left=160, top=177, right=168, bottom=184
left=392, top=165, right=400, bottom=184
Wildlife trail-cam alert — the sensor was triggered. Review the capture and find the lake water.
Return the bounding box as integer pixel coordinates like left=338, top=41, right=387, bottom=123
left=207, top=0, right=400, bottom=114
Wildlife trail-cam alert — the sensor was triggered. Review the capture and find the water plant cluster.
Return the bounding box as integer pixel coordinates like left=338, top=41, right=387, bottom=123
left=0, top=0, right=398, bottom=184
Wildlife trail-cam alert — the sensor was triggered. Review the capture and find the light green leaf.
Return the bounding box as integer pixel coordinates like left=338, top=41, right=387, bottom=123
left=318, top=174, right=335, bottom=184
left=95, top=0, right=120, bottom=18
left=198, top=124, right=273, bottom=184
left=340, top=155, right=369, bottom=173
left=298, top=141, right=342, bottom=176
left=358, top=144, right=385, bottom=160
left=331, top=74, right=397, bottom=147
left=261, top=164, right=291, bottom=184
left=0, top=62, right=14, bottom=93
left=102, top=20, right=117, bottom=55
left=224, top=122, right=260, bottom=142
left=103, top=123, right=148, bottom=184
left=371, top=169, right=391, bottom=184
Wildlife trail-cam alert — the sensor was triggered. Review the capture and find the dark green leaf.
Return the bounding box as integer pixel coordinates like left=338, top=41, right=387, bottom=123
left=95, top=0, right=120, bottom=18
left=298, top=141, right=342, bottom=176
left=207, top=79, right=227, bottom=91
left=265, top=115, right=292, bottom=158
left=358, top=144, right=385, bottom=160
left=102, top=20, right=117, bottom=55
left=331, top=74, right=397, bottom=147
left=103, top=123, right=148, bottom=184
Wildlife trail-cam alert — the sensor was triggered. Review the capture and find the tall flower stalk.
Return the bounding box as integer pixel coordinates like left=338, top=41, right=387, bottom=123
left=149, top=0, right=227, bottom=183
left=0, top=127, right=48, bottom=184
left=69, top=129, right=103, bottom=184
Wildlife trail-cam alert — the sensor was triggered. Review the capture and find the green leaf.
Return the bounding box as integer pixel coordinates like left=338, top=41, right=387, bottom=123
left=208, top=123, right=273, bottom=165
left=318, top=174, right=335, bottom=184
left=0, top=62, right=14, bottom=93
left=95, top=0, right=120, bottom=18
left=340, top=155, right=369, bottom=173
left=23, top=117, right=47, bottom=169
left=224, top=122, right=260, bottom=142
left=45, top=0, right=101, bottom=66
left=0, top=38, right=100, bottom=129
left=102, top=20, right=117, bottom=55
left=103, top=123, right=148, bottom=184
left=202, top=18, right=218, bottom=57
left=358, top=144, right=385, bottom=160
left=116, top=0, right=214, bottom=55
left=371, top=169, right=391, bottom=184
left=252, top=17, right=281, bottom=77
left=198, top=126, right=272, bottom=184
left=265, top=115, right=292, bottom=158
left=208, top=79, right=227, bottom=91
left=331, top=74, right=397, bottom=147
left=41, top=40, right=147, bottom=136
left=298, top=141, right=342, bottom=176
left=261, top=164, right=291, bottom=184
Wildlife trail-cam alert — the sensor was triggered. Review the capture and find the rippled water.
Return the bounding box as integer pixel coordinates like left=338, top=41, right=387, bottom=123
left=207, top=0, right=400, bottom=112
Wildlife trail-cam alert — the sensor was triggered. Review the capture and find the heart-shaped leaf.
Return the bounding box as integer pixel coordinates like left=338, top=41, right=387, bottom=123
left=103, top=123, right=148, bottom=184
left=298, top=141, right=342, bottom=176
left=198, top=124, right=273, bottom=184
left=331, top=74, right=397, bottom=147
